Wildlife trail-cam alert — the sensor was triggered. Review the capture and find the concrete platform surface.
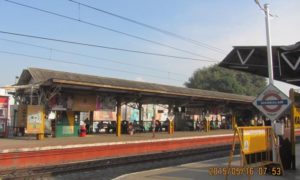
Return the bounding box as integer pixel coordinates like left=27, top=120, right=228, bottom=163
left=115, top=144, right=300, bottom=180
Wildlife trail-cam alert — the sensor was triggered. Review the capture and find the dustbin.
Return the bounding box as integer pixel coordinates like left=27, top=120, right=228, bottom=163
left=36, top=133, right=44, bottom=140
left=80, top=126, right=86, bottom=137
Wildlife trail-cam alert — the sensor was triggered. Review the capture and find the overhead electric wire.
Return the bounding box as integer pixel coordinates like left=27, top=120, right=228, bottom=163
left=0, top=50, right=184, bottom=82
left=0, top=38, right=188, bottom=77
left=68, top=0, right=227, bottom=54
left=0, top=30, right=218, bottom=62
left=4, top=0, right=218, bottom=61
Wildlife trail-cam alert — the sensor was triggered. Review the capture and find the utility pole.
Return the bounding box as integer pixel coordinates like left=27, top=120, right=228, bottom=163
left=264, top=3, right=277, bottom=162
left=264, top=4, right=274, bottom=85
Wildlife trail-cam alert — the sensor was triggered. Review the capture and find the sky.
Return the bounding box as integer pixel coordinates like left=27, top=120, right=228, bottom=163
left=0, top=0, right=299, bottom=95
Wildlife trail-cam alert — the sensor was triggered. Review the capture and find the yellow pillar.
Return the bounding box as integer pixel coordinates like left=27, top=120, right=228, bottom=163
left=172, top=120, right=175, bottom=134
left=232, top=114, right=237, bottom=129
left=116, top=99, right=121, bottom=137
left=168, top=105, right=173, bottom=134
left=169, top=120, right=174, bottom=134
left=206, top=119, right=210, bottom=132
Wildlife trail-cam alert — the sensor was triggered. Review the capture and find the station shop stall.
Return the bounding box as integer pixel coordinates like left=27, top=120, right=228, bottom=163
left=13, top=92, right=118, bottom=137
left=43, top=93, right=119, bottom=137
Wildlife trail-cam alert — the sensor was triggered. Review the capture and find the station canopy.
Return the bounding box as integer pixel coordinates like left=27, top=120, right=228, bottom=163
left=219, top=42, right=300, bottom=87
left=12, top=67, right=254, bottom=107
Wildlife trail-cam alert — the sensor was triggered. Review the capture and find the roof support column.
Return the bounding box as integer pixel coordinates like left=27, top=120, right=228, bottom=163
left=138, top=102, right=143, bottom=125
left=168, top=104, right=174, bottom=134
left=116, top=98, right=121, bottom=137
left=124, top=103, right=128, bottom=121
left=30, top=85, right=33, bottom=105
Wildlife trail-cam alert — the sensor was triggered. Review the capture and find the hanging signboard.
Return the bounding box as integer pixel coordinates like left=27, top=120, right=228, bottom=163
left=253, top=84, right=291, bottom=121
left=96, top=96, right=116, bottom=111
left=93, top=110, right=116, bottom=121
left=27, top=105, right=45, bottom=134
left=72, top=95, right=96, bottom=111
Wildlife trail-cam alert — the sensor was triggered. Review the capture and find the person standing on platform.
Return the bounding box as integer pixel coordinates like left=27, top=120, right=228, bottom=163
left=84, top=118, right=90, bottom=134
left=196, top=119, right=200, bottom=131
left=151, top=116, right=156, bottom=138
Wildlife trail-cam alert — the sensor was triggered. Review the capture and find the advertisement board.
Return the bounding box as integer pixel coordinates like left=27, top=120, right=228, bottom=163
left=292, top=106, right=300, bottom=128
left=93, top=110, right=116, bottom=121
left=243, top=129, right=267, bottom=154
left=62, top=126, right=74, bottom=135
left=27, top=105, right=45, bottom=134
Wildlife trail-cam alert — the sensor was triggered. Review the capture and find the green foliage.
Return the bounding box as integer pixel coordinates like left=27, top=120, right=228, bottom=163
left=185, top=64, right=267, bottom=96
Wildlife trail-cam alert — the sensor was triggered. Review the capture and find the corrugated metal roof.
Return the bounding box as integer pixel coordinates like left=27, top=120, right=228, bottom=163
left=18, top=67, right=255, bottom=103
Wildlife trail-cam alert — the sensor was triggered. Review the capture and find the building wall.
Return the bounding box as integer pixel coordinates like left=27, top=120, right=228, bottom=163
left=0, top=88, right=15, bottom=126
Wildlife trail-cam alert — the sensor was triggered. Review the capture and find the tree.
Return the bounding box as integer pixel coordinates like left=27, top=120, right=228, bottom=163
left=185, top=64, right=267, bottom=96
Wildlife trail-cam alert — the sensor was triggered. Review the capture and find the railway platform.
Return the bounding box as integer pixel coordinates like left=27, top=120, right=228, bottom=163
left=1, top=129, right=300, bottom=172
left=0, top=130, right=234, bottom=171
left=0, top=130, right=232, bottom=152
